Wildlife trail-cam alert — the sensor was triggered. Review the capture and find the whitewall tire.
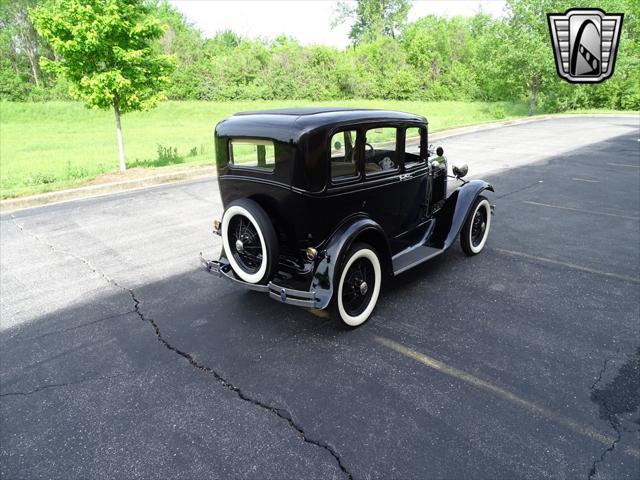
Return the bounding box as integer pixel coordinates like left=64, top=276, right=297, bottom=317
left=460, top=196, right=491, bottom=256
left=221, top=199, right=278, bottom=284
left=336, top=244, right=382, bottom=327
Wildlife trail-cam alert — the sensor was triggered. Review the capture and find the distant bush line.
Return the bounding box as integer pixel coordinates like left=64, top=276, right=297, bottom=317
left=1, top=0, right=639, bottom=113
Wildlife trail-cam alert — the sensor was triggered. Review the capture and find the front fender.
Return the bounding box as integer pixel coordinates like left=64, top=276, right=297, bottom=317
left=430, top=179, right=494, bottom=250
left=311, top=216, right=388, bottom=309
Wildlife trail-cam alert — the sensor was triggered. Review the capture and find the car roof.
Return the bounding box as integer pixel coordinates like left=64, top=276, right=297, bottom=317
left=216, top=107, right=427, bottom=143
left=233, top=106, right=368, bottom=116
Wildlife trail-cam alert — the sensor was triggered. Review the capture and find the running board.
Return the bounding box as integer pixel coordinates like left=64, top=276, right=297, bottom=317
left=392, top=246, right=443, bottom=275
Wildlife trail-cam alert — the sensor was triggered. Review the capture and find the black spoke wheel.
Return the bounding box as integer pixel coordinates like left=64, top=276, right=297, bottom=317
left=471, top=206, right=487, bottom=248
left=341, top=257, right=375, bottom=317
left=336, top=243, right=382, bottom=327
left=221, top=199, right=279, bottom=284
left=228, top=215, right=263, bottom=274
left=461, top=195, right=491, bottom=256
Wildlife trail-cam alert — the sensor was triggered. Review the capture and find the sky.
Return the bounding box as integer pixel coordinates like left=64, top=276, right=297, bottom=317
left=168, top=0, right=507, bottom=47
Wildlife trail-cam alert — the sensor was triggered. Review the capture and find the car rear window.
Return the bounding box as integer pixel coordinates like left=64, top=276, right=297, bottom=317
left=229, top=139, right=275, bottom=171
left=330, top=130, right=359, bottom=181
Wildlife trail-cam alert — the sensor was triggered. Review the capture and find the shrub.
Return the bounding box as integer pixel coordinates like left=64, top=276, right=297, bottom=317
left=157, top=144, right=180, bottom=164
left=66, top=161, right=89, bottom=180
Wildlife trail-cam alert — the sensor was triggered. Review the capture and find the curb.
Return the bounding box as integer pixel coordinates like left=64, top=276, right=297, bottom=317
left=1, top=167, right=216, bottom=213
left=2, top=113, right=637, bottom=214
left=429, top=112, right=638, bottom=140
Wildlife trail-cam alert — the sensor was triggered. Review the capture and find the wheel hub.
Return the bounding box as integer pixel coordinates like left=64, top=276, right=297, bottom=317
left=235, top=239, right=244, bottom=253
left=359, top=281, right=368, bottom=295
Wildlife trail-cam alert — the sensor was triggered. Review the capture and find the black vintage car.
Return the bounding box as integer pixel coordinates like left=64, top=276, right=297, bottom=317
left=203, top=107, right=494, bottom=327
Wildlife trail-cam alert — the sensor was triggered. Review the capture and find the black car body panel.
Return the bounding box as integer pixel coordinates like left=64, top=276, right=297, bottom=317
left=210, top=107, right=494, bottom=310
left=215, top=108, right=428, bottom=249
left=430, top=179, right=495, bottom=249
left=311, top=215, right=391, bottom=309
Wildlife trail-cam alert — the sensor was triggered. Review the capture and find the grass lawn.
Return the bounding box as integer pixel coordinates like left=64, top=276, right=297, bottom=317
left=0, top=99, right=629, bottom=199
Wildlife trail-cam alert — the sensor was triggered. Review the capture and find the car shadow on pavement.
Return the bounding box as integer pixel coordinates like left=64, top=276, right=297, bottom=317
left=2, top=128, right=639, bottom=480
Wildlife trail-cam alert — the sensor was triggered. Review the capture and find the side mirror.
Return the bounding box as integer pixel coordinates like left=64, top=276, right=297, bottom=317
left=436, top=146, right=444, bottom=157
left=453, top=164, right=468, bottom=178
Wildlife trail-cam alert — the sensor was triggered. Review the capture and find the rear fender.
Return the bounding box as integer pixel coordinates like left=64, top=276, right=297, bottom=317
left=430, top=180, right=494, bottom=249
left=311, top=216, right=389, bottom=309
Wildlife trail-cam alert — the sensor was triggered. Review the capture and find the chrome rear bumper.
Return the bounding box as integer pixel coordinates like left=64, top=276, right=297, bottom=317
left=201, top=256, right=317, bottom=309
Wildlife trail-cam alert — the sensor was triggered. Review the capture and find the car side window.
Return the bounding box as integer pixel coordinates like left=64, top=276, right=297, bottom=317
left=229, top=139, right=275, bottom=171
left=404, top=127, right=425, bottom=169
left=364, top=127, right=399, bottom=176
left=330, top=130, right=358, bottom=181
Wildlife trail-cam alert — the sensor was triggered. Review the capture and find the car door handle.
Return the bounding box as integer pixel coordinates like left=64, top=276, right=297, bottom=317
left=399, top=173, right=412, bottom=181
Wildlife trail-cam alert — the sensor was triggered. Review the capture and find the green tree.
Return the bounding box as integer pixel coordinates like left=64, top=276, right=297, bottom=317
left=402, top=15, right=477, bottom=99
left=333, top=0, right=410, bottom=44
left=499, top=26, right=553, bottom=114
left=0, top=0, right=635, bottom=110
left=151, top=0, right=207, bottom=100
left=0, top=0, right=58, bottom=100
left=1, top=0, right=46, bottom=86
left=31, top=0, right=175, bottom=171
left=477, top=0, right=560, bottom=115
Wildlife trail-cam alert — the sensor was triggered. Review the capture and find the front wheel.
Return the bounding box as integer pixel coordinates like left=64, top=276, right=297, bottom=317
left=335, top=243, right=382, bottom=327
left=460, top=195, right=491, bottom=256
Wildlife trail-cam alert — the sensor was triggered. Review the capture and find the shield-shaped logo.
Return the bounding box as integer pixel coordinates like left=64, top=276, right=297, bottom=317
left=547, top=8, right=624, bottom=83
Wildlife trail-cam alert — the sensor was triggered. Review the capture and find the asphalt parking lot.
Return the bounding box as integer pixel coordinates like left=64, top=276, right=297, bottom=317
left=1, top=116, right=639, bottom=479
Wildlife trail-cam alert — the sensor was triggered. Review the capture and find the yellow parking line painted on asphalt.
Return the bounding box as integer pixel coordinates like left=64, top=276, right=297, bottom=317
left=309, top=308, right=330, bottom=319
left=494, top=248, right=640, bottom=284
left=522, top=200, right=639, bottom=220
left=607, top=162, right=640, bottom=168
left=571, top=177, right=600, bottom=183
left=375, top=336, right=640, bottom=459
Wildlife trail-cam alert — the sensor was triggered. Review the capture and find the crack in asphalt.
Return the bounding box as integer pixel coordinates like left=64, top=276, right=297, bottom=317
left=588, top=351, right=620, bottom=480
left=588, top=349, right=640, bottom=478
left=9, top=215, right=353, bottom=480
left=128, top=291, right=353, bottom=479
left=590, top=355, right=614, bottom=391
left=1, top=372, right=129, bottom=397
left=587, top=410, right=621, bottom=480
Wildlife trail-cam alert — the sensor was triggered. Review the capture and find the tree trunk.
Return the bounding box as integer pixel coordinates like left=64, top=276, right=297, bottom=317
left=257, top=145, right=266, bottom=167
left=528, top=78, right=539, bottom=116
left=9, top=41, right=20, bottom=75
left=15, top=8, right=42, bottom=86
left=26, top=47, right=41, bottom=86
left=113, top=97, right=126, bottom=171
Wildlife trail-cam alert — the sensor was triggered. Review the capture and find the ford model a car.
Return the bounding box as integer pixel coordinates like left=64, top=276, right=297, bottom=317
left=203, top=107, right=494, bottom=327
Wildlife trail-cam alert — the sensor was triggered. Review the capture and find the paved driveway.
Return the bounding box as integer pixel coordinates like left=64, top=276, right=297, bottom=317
left=1, top=116, right=639, bottom=479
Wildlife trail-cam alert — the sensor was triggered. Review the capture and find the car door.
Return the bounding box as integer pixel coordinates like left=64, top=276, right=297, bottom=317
left=397, top=125, right=429, bottom=234
left=322, top=128, right=367, bottom=237
left=360, top=125, right=406, bottom=238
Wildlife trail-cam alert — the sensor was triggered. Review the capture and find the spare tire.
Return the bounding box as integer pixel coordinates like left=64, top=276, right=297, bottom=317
left=221, top=199, right=279, bottom=284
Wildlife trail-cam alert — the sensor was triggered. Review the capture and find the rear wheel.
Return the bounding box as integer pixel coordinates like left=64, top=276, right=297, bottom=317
left=460, top=196, right=491, bottom=256
left=335, top=243, right=382, bottom=327
left=221, top=199, right=278, bottom=284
